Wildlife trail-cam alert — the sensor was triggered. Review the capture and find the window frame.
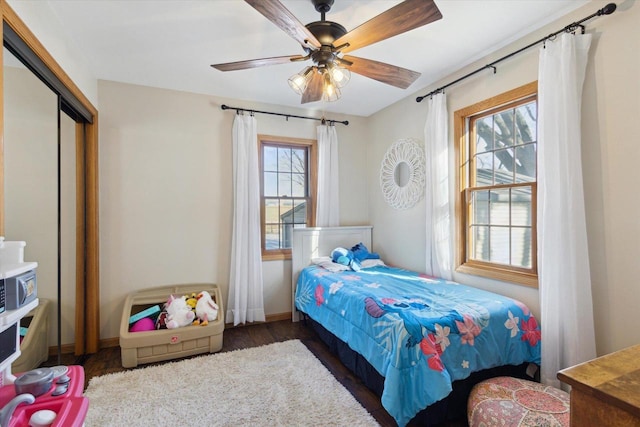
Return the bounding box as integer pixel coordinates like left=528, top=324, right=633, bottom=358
left=454, top=81, right=539, bottom=287
left=258, top=134, right=317, bottom=261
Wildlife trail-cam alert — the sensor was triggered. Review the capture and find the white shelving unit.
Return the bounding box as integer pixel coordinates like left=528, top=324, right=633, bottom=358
left=0, top=299, right=39, bottom=387
left=0, top=239, right=38, bottom=387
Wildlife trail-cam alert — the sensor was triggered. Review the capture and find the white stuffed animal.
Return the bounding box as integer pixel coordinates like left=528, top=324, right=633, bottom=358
left=165, top=295, right=195, bottom=329
left=194, top=291, right=219, bottom=326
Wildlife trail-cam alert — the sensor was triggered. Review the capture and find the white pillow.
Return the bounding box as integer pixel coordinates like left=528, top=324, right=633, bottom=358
left=360, top=259, right=386, bottom=269
left=311, top=256, right=350, bottom=272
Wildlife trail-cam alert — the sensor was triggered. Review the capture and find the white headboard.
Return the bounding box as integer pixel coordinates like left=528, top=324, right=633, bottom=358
left=291, top=226, right=373, bottom=321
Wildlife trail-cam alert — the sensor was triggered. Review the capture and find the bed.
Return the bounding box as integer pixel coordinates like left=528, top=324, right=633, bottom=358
left=292, top=226, right=541, bottom=427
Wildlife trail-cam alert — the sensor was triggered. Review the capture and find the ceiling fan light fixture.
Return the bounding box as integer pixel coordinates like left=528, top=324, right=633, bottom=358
left=288, top=66, right=314, bottom=95
left=322, top=70, right=341, bottom=102
left=328, top=63, right=350, bottom=88
left=323, top=85, right=341, bottom=102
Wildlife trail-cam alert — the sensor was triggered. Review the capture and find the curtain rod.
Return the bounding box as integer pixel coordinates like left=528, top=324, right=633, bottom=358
left=416, top=2, right=617, bottom=103
left=220, top=104, right=349, bottom=126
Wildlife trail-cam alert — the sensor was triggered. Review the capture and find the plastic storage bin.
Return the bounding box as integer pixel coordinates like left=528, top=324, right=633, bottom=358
left=119, top=284, right=224, bottom=368
left=13, top=298, right=50, bottom=373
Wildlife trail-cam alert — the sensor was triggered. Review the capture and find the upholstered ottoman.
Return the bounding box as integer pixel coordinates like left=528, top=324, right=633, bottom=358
left=468, top=376, right=570, bottom=427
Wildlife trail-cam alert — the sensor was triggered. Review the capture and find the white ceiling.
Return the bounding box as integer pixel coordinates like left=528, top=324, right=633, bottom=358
left=43, top=0, right=590, bottom=117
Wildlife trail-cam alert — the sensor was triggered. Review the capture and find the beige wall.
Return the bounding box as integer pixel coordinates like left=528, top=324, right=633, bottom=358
left=583, top=0, right=640, bottom=355
left=367, top=0, right=640, bottom=356
left=98, top=80, right=370, bottom=339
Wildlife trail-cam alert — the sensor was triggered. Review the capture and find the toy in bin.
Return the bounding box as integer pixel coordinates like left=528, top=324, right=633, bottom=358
left=129, top=317, right=155, bottom=332
left=126, top=295, right=210, bottom=332
left=194, top=291, right=219, bottom=326
left=164, top=295, right=195, bottom=329
left=128, top=305, right=160, bottom=332
left=126, top=288, right=221, bottom=332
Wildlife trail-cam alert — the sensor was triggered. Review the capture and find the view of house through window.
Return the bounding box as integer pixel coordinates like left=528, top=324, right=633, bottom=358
left=259, top=135, right=317, bottom=260
left=455, top=82, right=538, bottom=286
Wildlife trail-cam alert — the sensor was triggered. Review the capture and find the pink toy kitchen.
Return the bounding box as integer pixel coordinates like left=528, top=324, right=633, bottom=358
left=0, top=239, right=88, bottom=427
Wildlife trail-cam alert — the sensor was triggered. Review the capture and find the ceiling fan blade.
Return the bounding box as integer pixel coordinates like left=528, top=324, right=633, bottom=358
left=301, top=70, right=324, bottom=104
left=211, top=55, right=305, bottom=72
left=245, top=0, right=321, bottom=49
left=335, top=0, right=442, bottom=54
left=343, top=55, right=420, bottom=89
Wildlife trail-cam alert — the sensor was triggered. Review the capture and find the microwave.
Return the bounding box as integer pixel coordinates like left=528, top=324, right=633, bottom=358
left=1, top=270, right=37, bottom=311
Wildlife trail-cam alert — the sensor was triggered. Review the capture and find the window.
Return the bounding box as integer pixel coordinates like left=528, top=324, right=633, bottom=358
left=454, top=82, right=538, bottom=287
left=259, top=135, right=317, bottom=260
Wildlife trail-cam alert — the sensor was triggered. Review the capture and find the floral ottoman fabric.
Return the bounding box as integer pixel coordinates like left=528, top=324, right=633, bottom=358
left=468, top=376, right=570, bottom=427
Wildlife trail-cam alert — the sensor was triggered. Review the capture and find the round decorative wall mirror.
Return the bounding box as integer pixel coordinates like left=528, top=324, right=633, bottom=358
left=379, top=138, right=426, bottom=210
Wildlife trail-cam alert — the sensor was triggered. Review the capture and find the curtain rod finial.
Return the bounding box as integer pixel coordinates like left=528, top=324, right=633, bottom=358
left=601, top=3, right=617, bottom=15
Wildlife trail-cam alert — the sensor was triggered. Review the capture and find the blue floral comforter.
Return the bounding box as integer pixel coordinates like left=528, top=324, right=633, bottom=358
left=294, top=265, right=541, bottom=426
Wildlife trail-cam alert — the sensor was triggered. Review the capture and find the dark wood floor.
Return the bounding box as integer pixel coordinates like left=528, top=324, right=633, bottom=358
left=43, top=319, right=467, bottom=427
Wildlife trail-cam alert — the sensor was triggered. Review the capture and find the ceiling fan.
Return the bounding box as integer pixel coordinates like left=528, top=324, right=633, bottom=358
left=211, top=0, right=442, bottom=104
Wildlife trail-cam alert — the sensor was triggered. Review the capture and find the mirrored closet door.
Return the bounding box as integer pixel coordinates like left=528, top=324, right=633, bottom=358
left=2, top=2, right=100, bottom=357
left=3, top=46, right=78, bottom=358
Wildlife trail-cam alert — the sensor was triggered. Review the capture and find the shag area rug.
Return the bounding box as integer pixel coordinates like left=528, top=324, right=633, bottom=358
left=84, top=339, right=379, bottom=426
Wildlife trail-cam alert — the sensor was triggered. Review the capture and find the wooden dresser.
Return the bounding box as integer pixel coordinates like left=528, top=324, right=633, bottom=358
left=558, top=344, right=640, bottom=427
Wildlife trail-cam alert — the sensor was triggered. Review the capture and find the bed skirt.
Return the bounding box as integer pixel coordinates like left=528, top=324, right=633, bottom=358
left=304, top=315, right=535, bottom=426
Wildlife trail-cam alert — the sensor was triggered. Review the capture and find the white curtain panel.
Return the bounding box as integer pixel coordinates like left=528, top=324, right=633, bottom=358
left=228, top=114, right=265, bottom=326
left=424, top=93, right=452, bottom=280
left=538, top=33, right=596, bottom=387
left=315, top=124, right=340, bottom=227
